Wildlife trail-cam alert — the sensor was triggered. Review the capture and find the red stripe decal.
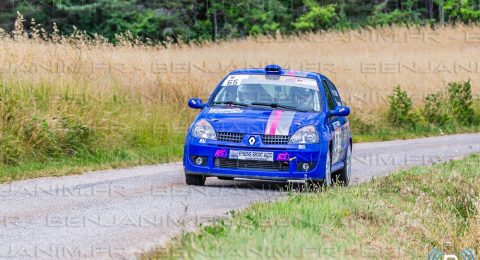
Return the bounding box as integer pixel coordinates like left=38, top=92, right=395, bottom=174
left=269, top=110, right=283, bottom=135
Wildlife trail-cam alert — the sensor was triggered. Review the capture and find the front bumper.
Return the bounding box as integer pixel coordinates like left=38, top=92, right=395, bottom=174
left=183, top=136, right=328, bottom=181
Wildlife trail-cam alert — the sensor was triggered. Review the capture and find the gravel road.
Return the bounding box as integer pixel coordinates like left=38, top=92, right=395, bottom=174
left=1, top=133, right=479, bottom=259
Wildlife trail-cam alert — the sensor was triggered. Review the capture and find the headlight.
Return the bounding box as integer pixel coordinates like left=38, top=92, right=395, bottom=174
left=191, top=119, right=217, bottom=140
left=289, top=125, right=319, bottom=144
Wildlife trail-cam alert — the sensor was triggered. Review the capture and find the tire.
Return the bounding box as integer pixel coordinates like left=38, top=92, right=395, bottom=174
left=336, top=143, right=352, bottom=186
left=217, top=176, right=234, bottom=181
left=323, top=145, right=333, bottom=187
left=185, top=173, right=206, bottom=186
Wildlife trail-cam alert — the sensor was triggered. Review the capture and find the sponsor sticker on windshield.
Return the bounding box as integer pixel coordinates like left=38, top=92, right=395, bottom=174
left=221, top=75, right=250, bottom=86
left=222, top=74, right=318, bottom=90
left=292, top=78, right=317, bottom=86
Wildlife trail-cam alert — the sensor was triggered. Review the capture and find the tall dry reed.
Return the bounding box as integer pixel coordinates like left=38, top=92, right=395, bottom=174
left=1, top=15, right=479, bottom=165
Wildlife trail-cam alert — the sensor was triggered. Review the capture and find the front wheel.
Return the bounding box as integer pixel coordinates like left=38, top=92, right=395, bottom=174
left=185, top=173, right=206, bottom=186
left=336, top=143, right=352, bottom=186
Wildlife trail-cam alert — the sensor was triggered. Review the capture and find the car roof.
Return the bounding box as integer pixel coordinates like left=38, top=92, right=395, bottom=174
left=228, top=65, right=326, bottom=80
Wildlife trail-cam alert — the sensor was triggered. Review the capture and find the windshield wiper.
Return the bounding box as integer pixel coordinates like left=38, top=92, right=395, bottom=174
left=213, top=101, right=249, bottom=107
left=251, top=102, right=309, bottom=112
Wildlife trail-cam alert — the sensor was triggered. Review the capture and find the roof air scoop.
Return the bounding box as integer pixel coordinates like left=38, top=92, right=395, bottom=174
left=265, top=64, right=282, bottom=74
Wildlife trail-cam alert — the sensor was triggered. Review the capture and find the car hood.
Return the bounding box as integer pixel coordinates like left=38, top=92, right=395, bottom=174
left=200, top=106, right=322, bottom=135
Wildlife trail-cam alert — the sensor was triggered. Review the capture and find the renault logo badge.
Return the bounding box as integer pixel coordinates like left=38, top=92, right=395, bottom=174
left=248, top=136, right=256, bottom=145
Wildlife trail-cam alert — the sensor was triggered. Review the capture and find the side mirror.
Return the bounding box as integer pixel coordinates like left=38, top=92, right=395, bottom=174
left=329, top=106, right=350, bottom=117
left=188, top=98, right=205, bottom=109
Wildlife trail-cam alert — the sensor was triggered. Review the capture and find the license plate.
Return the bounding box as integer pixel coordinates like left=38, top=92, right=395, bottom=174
left=229, top=150, right=274, bottom=161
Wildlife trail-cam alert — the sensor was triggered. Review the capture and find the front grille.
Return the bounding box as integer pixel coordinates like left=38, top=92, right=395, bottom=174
left=261, top=135, right=290, bottom=145
left=215, top=158, right=289, bottom=172
left=217, top=132, right=244, bottom=143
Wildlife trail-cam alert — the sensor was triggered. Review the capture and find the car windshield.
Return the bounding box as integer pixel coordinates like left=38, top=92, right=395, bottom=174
left=211, top=74, right=322, bottom=112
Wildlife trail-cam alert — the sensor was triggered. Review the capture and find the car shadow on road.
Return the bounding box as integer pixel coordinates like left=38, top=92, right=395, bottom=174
left=205, top=178, right=324, bottom=193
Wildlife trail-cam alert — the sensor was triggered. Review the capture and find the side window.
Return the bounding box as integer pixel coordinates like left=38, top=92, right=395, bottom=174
left=326, top=79, right=342, bottom=106
left=322, top=80, right=336, bottom=110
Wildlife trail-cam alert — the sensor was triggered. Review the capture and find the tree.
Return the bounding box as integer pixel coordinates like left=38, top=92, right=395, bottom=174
left=292, top=1, right=337, bottom=31
left=1, top=0, right=480, bottom=43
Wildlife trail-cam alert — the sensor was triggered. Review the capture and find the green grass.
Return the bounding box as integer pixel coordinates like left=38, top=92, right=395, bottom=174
left=2, top=125, right=479, bottom=184
left=1, top=78, right=479, bottom=184
left=0, top=146, right=183, bottom=183
left=352, top=124, right=480, bottom=143
left=2, top=121, right=479, bottom=184
left=150, top=154, right=480, bottom=259
left=0, top=78, right=192, bottom=183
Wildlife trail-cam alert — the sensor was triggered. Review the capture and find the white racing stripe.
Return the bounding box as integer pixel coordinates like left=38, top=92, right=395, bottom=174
left=264, top=110, right=296, bottom=135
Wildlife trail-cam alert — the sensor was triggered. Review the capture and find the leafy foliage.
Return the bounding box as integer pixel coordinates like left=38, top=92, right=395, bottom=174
left=392, top=80, right=476, bottom=129
left=448, top=80, right=475, bottom=125
left=443, top=0, right=480, bottom=22
left=388, top=85, right=415, bottom=127
left=292, top=2, right=337, bottom=31
left=423, top=92, right=450, bottom=126
left=1, top=0, right=480, bottom=43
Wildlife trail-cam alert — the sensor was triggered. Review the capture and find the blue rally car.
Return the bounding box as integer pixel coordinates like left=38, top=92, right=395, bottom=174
left=184, top=64, right=352, bottom=186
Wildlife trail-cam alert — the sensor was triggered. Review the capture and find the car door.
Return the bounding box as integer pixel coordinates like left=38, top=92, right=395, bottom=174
left=322, top=78, right=348, bottom=164
left=321, top=79, right=341, bottom=164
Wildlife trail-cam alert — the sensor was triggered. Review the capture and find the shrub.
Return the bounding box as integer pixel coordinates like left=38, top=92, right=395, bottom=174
left=387, top=85, right=415, bottom=127
left=0, top=132, right=25, bottom=165
left=474, top=97, right=480, bottom=125
left=349, top=115, right=375, bottom=134
left=422, top=92, right=450, bottom=126
left=59, top=116, right=93, bottom=156
left=292, top=3, right=338, bottom=31
left=447, top=80, right=474, bottom=126
left=23, top=115, right=62, bottom=157
left=22, top=115, right=93, bottom=159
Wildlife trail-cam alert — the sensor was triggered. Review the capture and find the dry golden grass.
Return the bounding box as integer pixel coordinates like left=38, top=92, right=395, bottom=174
left=1, top=22, right=480, bottom=168
left=2, top=24, right=480, bottom=114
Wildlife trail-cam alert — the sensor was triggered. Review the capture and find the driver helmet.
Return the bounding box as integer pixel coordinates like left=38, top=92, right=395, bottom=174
left=292, top=88, right=312, bottom=105
left=237, top=84, right=259, bottom=103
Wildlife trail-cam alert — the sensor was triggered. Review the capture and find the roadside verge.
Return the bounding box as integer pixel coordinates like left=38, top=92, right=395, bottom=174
left=149, top=154, right=480, bottom=259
